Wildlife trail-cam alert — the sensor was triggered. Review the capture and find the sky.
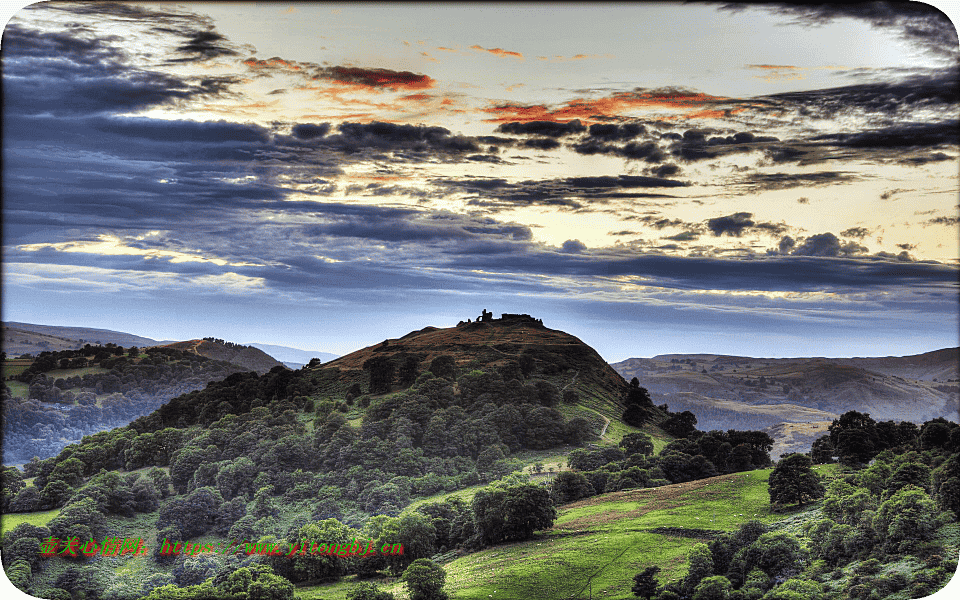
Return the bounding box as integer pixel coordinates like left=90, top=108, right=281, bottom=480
left=1, top=1, right=958, bottom=362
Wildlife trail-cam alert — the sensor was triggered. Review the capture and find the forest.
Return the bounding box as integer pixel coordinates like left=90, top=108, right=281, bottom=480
left=1, top=345, right=248, bottom=464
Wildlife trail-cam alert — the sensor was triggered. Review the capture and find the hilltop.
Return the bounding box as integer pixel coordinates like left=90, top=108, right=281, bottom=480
left=161, top=339, right=284, bottom=375
left=319, top=312, right=629, bottom=401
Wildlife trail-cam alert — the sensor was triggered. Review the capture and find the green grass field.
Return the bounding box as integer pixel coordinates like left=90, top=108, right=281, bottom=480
left=297, top=467, right=794, bottom=600
left=1, top=508, right=61, bottom=536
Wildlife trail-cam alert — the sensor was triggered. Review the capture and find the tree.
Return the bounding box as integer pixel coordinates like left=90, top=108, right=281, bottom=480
left=682, top=543, right=714, bottom=596
left=623, top=404, right=648, bottom=427
left=402, top=559, right=448, bottom=600
left=550, top=471, right=595, bottom=504
left=472, top=481, right=556, bottom=545
left=632, top=566, right=660, bottom=599
left=428, top=355, right=456, bottom=380
left=874, top=485, right=943, bottom=554
left=829, top=411, right=879, bottom=466
left=620, top=433, right=655, bottom=457
left=347, top=582, right=396, bottom=600
left=809, top=436, right=835, bottom=464
left=692, top=576, right=732, bottom=600
left=662, top=411, right=698, bottom=438
left=768, top=453, right=823, bottom=508
left=364, top=356, right=395, bottom=394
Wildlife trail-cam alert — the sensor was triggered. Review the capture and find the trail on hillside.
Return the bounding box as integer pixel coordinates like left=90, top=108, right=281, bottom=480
left=561, top=369, right=579, bottom=391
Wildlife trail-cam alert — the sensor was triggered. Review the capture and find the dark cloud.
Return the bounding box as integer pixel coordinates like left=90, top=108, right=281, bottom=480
left=638, top=216, right=687, bottom=230
left=329, top=122, right=480, bottom=154
left=791, top=233, right=868, bottom=257
left=561, top=240, right=588, bottom=253
left=721, top=2, right=959, bottom=59
left=291, top=123, right=331, bottom=140
left=736, top=171, right=856, bottom=191
left=3, top=22, right=240, bottom=118
left=572, top=140, right=668, bottom=163
left=175, top=30, right=238, bottom=59
left=660, top=129, right=780, bottom=162
left=650, top=164, right=681, bottom=178
left=705, top=213, right=787, bottom=237
left=812, top=120, right=959, bottom=151
left=665, top=231, right=700, bottom=242
left=432, top=174, right=687, bottom=211
left=496, top=119, right=587, bottom=137
left=707, top=212, right=755, bottom=236
left=585, top=123, right=646, bottom=140
left=925, top=215, right=960, bottom=226
left=566, top=175, right=687, bottom=189
left=759, top=68, right=959, bottom=119
left=842, top=227, right=871, bottom=239
left=522, top=138, right=562, bottom=150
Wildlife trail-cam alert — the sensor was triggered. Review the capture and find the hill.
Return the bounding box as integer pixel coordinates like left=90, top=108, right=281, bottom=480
left=3, top=321, right=339, bottom=371
left=161, top=339, right=284, bottom=375
left=3, top=322, right=173, bottom=353
left=321, top=314, right=629, bottom=402
left=612, top=349, right=959, bottom=456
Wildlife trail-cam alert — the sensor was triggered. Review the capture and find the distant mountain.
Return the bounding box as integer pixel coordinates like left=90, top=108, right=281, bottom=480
left=245, top=342, right=338, bottom=367
left=160, top=339, right=284, bottom=375
left=612, top=348, right=959, bottom=456
left=3, top=322, right=173, bottom=355
left=3, top=321, right=338, bottom=371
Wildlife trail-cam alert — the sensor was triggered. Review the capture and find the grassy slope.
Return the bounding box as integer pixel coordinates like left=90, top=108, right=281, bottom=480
left=297, top=466, right=842, bottom=600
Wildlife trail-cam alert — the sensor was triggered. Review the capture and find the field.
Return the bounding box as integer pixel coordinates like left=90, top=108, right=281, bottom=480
left=296, top=466, right=844, bottom=600
left=0, top=508, right=61, bottom=533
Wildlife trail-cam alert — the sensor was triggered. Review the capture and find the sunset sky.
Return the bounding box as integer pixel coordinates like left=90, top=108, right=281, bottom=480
left=2, top=1, right=958, bottom=361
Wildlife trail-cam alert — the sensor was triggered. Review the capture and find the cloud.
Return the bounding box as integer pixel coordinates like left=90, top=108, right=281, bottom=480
left=481, top=87, right=756, bottom=123
left=470, top=44, right=524, bottom=59
left=432, top=174, right=688, bottom=211
left=722, top=2, right=959, bottom=60
left=175, top=30, right=238, bottom=59
left=735, top=171, right=856, bottom=191
left=706, top=213, right=787, bottom=237
left=584, top=123, right=646, bottom=140
left=291, top=123, right=331, bottom=140
left=561, top=240, right=587, bottom=253
left=841, top=227, right=871, bottom=239
left=323, top=66, right=436, bottom=91
left=811, top=121, right=959, bottom=150
left=496, top=120, right=587, bottom=137
left=790, top=233, right=868, bottom=257
left=924, top=215, right=960, bottom=226
left=707, top=212, right=755, bottom=237
left=572, top=140, right=667, bottom=163
left=661, top=129, right=781, bottom=162
left=759, top=68, right=958, bottom=121
left=650, top=164, right=681, bottom=178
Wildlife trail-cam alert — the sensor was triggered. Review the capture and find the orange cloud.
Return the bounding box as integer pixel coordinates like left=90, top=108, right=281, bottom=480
left=470, top=44, right=524, bottom=59
left=436, top=46, right=457, bottom=52
left=747, top=64, right=800, bottom=70
left=244, top=57, right=303, bottom=71
left=326, top=66, right=436, bottom=91
left=402, top=93, right=432, bottom=102
left=535, top=53, right=615, bottom=63
left=481, top=89, right=741, bottom=123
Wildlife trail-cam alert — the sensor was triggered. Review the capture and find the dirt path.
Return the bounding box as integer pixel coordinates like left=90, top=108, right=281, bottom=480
left=561, top=369, right=579, bottom=391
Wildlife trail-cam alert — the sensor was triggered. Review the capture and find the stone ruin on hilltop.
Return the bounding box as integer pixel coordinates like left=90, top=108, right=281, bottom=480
left=456, top=310, right=543, bottom=327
